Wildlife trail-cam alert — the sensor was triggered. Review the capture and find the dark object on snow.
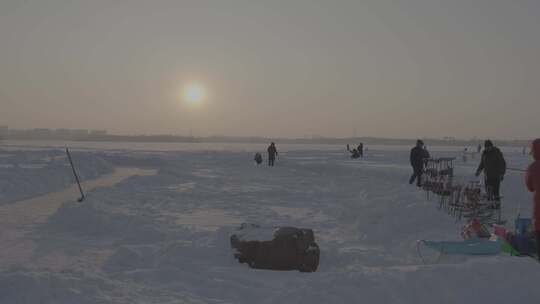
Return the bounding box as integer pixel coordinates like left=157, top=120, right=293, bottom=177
left=254, top=152, right=263, bottom=165
left=230, top=224, right=320, bottom=272
left=508, top=233, right=537, bottom=256
left=66, top=148, right=85, bottom=202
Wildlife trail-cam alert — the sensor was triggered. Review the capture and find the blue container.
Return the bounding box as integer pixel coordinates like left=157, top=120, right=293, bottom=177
left=515, top=218, right=532, bottom=235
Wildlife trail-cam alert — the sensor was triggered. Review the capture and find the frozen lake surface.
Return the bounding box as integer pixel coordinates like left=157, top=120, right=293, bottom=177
left=0, top=142, right=538, bottom=303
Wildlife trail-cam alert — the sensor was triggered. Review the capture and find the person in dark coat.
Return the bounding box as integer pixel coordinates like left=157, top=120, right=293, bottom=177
left=357, top=143, right=364, bottom=158
left=475, top=140, right=506, bottom=201
left=267, top=142, right=278, bottom=167
left=409, top=140, right=430, bottom=187
left=254, top=152, right=263, bottom=165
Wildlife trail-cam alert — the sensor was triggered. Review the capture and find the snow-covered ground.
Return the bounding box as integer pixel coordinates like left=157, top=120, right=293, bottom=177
left=0, top=149, right=113, bottom=204
left=0, top=143, right=539, bottom=303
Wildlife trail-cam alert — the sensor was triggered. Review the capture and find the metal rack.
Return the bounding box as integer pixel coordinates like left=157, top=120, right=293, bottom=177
left=422, top=158, right=502, bottom=225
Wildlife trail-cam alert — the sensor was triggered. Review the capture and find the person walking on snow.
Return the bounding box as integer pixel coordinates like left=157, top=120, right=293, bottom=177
left=267, top=142, right=278, bottom=167
left=526, top=138, right=540, bottom=260
left=409, top=139, right=430, bottom=187
left=475, top=140, right=506, bottom=202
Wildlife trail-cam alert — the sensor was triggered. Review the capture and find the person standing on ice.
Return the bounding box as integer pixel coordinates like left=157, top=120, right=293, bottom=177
left=267, top=142, right=278, bottom=167
left=525, top=138, right=540, bottom=260
left=357, top=143, right=364, bottom=158
left=475, top=140, right=506, bottom=202
left=409, top=139, right=430, bottom=187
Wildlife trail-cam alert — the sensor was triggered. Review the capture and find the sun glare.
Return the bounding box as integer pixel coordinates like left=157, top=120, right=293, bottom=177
left=182, top=83, right=206, bottom=105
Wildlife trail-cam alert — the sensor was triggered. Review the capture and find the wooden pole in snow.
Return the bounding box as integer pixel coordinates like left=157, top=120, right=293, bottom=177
left=66, top=148, right=85, bottom=202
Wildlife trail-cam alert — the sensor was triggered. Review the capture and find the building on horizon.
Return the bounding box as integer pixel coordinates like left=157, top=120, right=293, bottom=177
left=32, top=128, right=53, bottom=137
left=70, top=129, right=89, bottom=137
left=89, top=130, right=107, bottom=136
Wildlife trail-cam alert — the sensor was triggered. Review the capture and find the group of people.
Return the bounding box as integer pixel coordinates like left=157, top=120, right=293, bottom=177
left=409, top=139, right=506, bottom=202
left=254, top=142, right=278, bottom=167
left=409, top=138, right=540, bottom=259
left=347, top=143, right=364, bottom=159
left=254, top=141, right=366, bottom=166
left=408, top=139, right=506, bottom=201
left=253, top=138, right=540, bottom=259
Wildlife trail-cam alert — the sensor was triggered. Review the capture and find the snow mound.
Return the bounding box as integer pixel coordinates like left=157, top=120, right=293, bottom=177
left=0, top=150, right=113, bottom=204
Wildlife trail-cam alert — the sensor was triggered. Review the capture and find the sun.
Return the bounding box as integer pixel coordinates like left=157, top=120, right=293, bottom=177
left=182, top=83, right=206, bottom=104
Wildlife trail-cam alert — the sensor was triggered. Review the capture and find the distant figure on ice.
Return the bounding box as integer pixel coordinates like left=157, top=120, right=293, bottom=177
left=525, top=138, right=540, bottom=260
left=462, top=147, right=468, bottom=163
left=267, top=142, right=278, bottom=166
left=346, top=144, right=360, bottom=159
left=254, top=152, right=263, bottom=165
left=357, top=143, right=364, bottom=158
left=477, top=144, right=482, bottom=154
left=475, top=140, right=506, bottom=202
left=409, top=140, right=430, bottom=187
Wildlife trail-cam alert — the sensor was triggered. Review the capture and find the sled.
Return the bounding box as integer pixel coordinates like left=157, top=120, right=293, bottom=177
left=417, top=237, right=502, bottom=264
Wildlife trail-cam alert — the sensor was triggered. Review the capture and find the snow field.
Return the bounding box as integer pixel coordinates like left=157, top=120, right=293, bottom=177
left=0, top=146, right=539, bottom=303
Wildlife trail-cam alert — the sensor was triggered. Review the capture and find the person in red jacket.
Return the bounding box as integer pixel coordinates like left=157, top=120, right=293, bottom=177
left=525, top=138, right=540, bottom=259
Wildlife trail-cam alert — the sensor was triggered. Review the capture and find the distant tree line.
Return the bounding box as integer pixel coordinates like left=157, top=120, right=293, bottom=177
left=1, top=127, right=530, bottom=147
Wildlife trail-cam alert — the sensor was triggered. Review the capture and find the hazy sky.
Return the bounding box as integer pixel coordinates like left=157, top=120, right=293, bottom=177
left=1, top=0, right=539, bottom=139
